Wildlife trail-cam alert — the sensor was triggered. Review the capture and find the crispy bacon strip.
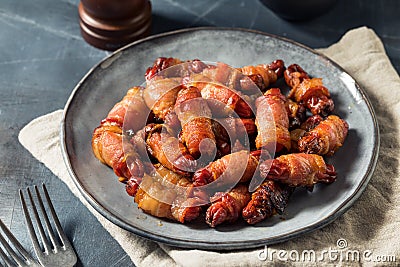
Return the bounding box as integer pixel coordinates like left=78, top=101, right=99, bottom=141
left=288, top=77, right=334, bottom=116
left=298, top=115, right=349, bottom=156
left=259, top=153, right=337, bottom=187
left=171, top=195, right=204, bottom=223
left=242, top=180, right=293, bottom=225
left=238, top=60, right=285, bottom=91
left=134, top=173, right=176, bottom=220
left=192, top=150, right=259, bottom=187
left=255, top=88, right=291, bottom=152
left=175, top=86, right=216, bottom=160
left=143, top=78, right=182, bottom=120
left=134, top=164, right=202, bottom=222
left=284, top=63, right=310, bottom=88
left=289, top=115, right=324, bottom=152
left=285, top=64, right=334, bottom=116
left=92, top=122, right=130, bottom=178
left=146, top=124, right=197, bottom=175
left=205, top=184, right=251, bottom=227
left=211, top=118, right=257, bottom=157
left=145, top=57, right=182, bottom=81
left=92, top=87, right=150, bottom=180
left=189, top=60, right=284, bottom=93
left=198, top=62, right=241, bottom=90
left=193, top=82, right=254, bottom=118
left=105, top=86, right=150, bottom=130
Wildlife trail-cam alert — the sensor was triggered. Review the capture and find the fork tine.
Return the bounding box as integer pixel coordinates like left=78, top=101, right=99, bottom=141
left=0, top=226, right=24, bottom=266
left=19, top=189, right=46, bottom=257
left=0, top=219, right=36, bottom=266
left=0, top=244, right=15, bottom=266
left=33, top=185, right=59, bottom=252
left=41, top=184, right=71, bottom=248
left=26, top=187, right=53, bottom=255
left=20, top=185, right=77, bottom=267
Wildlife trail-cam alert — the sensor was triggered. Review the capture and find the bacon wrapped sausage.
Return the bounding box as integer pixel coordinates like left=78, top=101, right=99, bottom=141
left=217, top=118, right=257, bottom=141
left=211, top=118, right=257, bottom=157
left=187, top=60, right=284, bottom=93
left=143, top=78, right=182, bottom=120
left=134, top=173, right=176, bottom=220
left=174, top=86, right=216, bottom=160
left=171, top=196, right=204, bottom=223
left=145, top=57, right=209, bottom=82
left=289, top=115, right=324, bottom=152
left=285, top=63, right=334, bottom=116
left=238, top=60, right=285, bottom=91
left=192, top=82, right=254, bottom=118
left=145, top=57, right=182, bottom=81
left=105, top=86, right=150, bottom=130
left=205, top=184, right=251, bottom=227
left=146, top=124, right=197, bottom=175
left=192, top=150, right=259, bottom=187
left=93, top=121, right=154, bottom=198
left=242, top=180, right=293, bottom=225
left=255, top=88, right=291, bottom=153
left=134, top=164, right=202, bottom=222
left=298, top=115, right=349, bottom=156
left=259, top=153, right=337, bottom=187
left=92, top=122, right=131, bottom=178
left=92, top=86, right=150, bottom=181
left=93, top=57, right=347, bottom=227
left=197, top=62, right=241, bottom=90
left=284, top=63, right=309, bottom=88
left=288, top=77, right=334, bottom=116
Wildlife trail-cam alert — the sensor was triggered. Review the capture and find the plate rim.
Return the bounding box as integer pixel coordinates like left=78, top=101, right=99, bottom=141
left=60, top=27, right=380, bottom=250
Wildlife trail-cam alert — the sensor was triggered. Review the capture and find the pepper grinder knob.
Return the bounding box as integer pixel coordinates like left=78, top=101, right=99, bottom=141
left=78, top=0, right=152, bottom=51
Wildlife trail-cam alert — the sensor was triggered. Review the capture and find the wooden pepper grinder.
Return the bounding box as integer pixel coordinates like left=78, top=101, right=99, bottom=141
left=78, top=0, right=152, bottom=51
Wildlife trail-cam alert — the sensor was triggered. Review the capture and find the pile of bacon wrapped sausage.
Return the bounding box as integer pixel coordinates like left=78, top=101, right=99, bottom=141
left=92, top=57, right=348, bottom=227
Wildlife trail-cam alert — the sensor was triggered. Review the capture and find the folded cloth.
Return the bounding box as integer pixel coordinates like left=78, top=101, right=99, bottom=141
left=19, top=27, right=400, bottom=266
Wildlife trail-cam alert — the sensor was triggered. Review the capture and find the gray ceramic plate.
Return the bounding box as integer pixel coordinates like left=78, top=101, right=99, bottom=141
left=61, top=28, right=379, bottom=250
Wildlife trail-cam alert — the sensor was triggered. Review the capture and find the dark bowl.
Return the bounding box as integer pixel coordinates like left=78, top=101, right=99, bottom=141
left=259, top=0, right=338, bottom=21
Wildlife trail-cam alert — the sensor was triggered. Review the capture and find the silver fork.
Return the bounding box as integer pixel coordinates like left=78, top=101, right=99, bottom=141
left=0, top=219, right=41, bottom=267
left=19, top=184, right=77, bottom=267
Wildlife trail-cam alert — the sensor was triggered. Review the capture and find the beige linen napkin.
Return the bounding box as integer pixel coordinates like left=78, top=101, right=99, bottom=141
left=19, top=26, right=400, bottom=266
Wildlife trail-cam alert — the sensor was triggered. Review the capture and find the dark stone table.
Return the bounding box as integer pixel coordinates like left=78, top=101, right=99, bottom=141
left=0, top=0, right=399, bottom=266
